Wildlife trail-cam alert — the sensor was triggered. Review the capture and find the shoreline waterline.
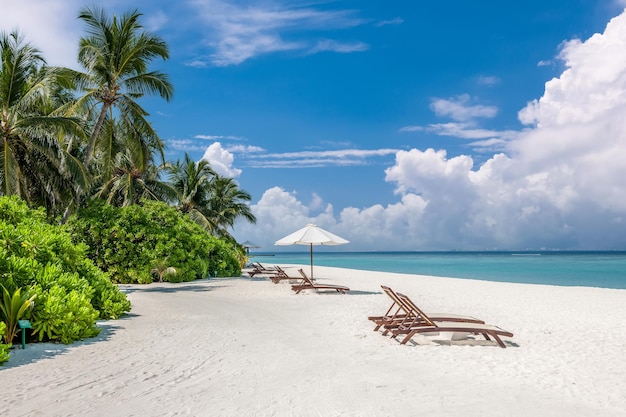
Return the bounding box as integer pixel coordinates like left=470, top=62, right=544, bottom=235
left=251, top=251, right=626, bottom=289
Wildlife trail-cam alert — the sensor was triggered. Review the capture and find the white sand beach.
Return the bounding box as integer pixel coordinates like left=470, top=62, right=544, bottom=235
left=2, top=265, right=626, bottom=417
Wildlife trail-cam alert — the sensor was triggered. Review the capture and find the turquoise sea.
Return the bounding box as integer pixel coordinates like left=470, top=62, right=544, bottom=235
left=250, top=251, right=626, bottom=289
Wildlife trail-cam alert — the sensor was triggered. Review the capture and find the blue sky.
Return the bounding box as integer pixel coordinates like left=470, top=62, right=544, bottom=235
left=4, top=0, right=626, bottom=251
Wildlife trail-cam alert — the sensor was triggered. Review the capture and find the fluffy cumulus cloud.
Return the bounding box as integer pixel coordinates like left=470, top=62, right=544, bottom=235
left=200, top=142, right=242, bottom=178
left=383, top=11, right=626, bottom=249
left=236, top=11, right=626, bottom=250
left=235, top=186, right=429, bottom=251
left=234, top=187, right=340, bottom=245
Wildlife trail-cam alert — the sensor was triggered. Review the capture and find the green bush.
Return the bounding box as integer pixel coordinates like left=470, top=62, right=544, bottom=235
left=0, top=322, right=10, bottom=364
left=66, top=200, right=241, bottom=283
left=28, top=282, right=100, bottom=344
left=0, top=284, right=36, bottom=344
left=0, top=196, right=130, bottom=352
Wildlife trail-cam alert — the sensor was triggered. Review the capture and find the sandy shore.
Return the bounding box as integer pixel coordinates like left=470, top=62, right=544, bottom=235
left=2, top=265, right=626, bottom=417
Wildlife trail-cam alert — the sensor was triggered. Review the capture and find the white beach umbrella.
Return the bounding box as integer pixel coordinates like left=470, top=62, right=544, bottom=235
left=275, top=223, right=349, bottom=278
left=241, top=240, right=260, bottom=255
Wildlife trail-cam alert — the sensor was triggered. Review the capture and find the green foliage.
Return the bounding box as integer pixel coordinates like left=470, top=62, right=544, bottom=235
left=206, top=238, right=241, bottom=278
left=151, top=258, right=177, bottom=283
left=0, top=196, right=130, bottom=347
left=0, top=285, right=36, bottom=344
left=67, top=200, right=241, bottom=283
left=0, top=31, right=86, bottom=216
left=28, top=283, right=100, bottom=344
left=166, top=154, right=257, bottom=239
left=0, top=322, right=10, bottom=364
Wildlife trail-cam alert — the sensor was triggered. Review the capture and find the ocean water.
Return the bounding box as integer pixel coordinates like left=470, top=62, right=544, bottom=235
left=250, top=251, right=626, bottom=289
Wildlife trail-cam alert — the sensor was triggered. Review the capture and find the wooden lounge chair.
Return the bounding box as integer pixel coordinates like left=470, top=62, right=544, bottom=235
left=291, top=269, right=350, bottom=294
left=390, top=293, right=514, bottom=348
left=369, top=285, right=484, bottom=333
left=247, top=262, right=277, bottom=277
left=269, top=266, right=299, bottom=284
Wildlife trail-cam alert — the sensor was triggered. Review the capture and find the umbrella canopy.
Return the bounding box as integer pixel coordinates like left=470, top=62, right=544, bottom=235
left=275, top=223, right=349, bottom=278
left=241, top=240, right=261, bottom=255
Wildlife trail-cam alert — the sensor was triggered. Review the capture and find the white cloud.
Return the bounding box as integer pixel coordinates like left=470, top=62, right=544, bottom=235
left=406, top=122, right=519, bottom=140
left=167, top=139, right=207, bottom=152
left=245, top=148, right=399, bottom=168
left=190, top=0, right=366, bottom=66
left=2, top=1, right=366, bottom=68
left=519, top=14, right=626, bottom=128
left=143, top=9, right=169, bottom=32
left=235, top=10, right=626, bottom=250
left=0, top=0, right=83, bottom=67
left=194, top=134, right=246, bottom=141
left=477, top=75, right=500, bottom=86
left=226, top=144, right=266, bottom=154
left=309, top=39, right=368, bottom=54
left=401, top=94, right=520, bottom=152
left=234, top=186, right=340, bottom=245
left=309, top=193, right=324, bottom=211
left=375, top=17, right=404, bottom=27
left=430, top=94, right=498, bottom=121
left=234, top=186, right=430, bottom=251
left=387, top=12, right=626, bottom=249
left=400, top=122, right=519, bottom=153
left=234, top=186, right=428, bottom=251
left=200, top=142, right=242, bottom=178
left=0, top=1, right=173, bottom=68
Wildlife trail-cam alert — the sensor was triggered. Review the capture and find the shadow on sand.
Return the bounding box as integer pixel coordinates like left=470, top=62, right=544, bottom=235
left=119, top=277, right=247, bottom=294
left=2, top=322, right=122, bottom=369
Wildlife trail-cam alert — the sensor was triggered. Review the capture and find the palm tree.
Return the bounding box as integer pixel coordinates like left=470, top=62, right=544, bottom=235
left=207, top=175, right=256, bottom=238
left=0, top=30, right=86, bottom=215
left=167, top=153, right=217, bottom=231
left=93, top=147, right=175, bottom=207
left=63, top=6, right=173, bottom=219
left=91, top=116, right=175, bottom=207
left=73, top=6, right=173, bottom=168
left=167, top=153, right=257, bottom=237
left=150, top=258, right=177, bottom=283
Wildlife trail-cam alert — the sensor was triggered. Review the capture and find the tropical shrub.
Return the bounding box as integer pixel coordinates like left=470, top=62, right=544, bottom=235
left=66, top=200, right=241, bottom=283
left=0, top=285, right=36, bottom=344
left=0, top=196, right=130, bottom=350
left=28, top=277, right=100, bottom=344
left=0, top=322, right=10, bottom=364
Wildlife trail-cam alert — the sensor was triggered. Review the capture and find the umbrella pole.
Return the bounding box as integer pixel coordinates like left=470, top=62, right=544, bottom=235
left=310, top=243, right=313, bottom=279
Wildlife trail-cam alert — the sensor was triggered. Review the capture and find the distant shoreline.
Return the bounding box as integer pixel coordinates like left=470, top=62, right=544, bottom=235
left=250, top=251, right=626, bottom=289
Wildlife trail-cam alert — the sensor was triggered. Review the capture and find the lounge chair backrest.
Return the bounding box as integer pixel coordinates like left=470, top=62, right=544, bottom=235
left=381, top=286, right=414, bottom=317
left=380, top=285, right=412, bottom=317
left=397, top=293, right=437, bottom=327
left=275, top=266, right=289, bottom=278
left=297, top=269, right=314, bottom=285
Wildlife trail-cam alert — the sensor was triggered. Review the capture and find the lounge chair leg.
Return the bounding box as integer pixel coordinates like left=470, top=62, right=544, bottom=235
left=491, top=333, right=506, bottom=348
left=400, top=332, right=414, bottom=345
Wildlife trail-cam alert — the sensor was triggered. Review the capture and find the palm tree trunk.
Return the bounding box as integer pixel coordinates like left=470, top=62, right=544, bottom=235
left=84, top=104, right=110, bottom=169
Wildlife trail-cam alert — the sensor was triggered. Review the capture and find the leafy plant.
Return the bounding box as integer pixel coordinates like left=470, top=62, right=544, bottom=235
left=0, top=322, right=10, bottom=364
left=0, top=196, right=130, bottom=345
left=0, top=285, right=36, bottom=344
left=151, top=258, right=177, bottom=282
left=29, top=284, right=100, bottom=344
